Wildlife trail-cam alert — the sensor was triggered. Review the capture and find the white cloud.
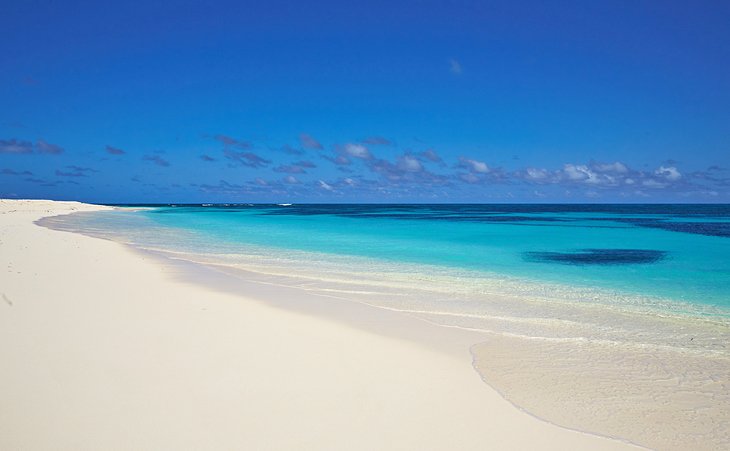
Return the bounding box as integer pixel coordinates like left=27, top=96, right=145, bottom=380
left=318, top=180, right=334, bottom=191
left=299, top=133, right=323, bottom=150
left=449, top=59, right=462, bottom=74
left=593, top=162, right=628, bottom=173
left=655, top=166, right=681, bottom=181
left=344, top=143, right=371, bottom=159
left=642, top=179, right=667, bottom=188
left=460, top=173, right=479, bottom=183
left=419, top=149, right=442, bottom=162
left=561, top=163, right=622, bottom=186
left=459, top=157, right=489, bottom=173
left=525, top=167, right=550, bottom=181
left=397, top=155, right=423, bottom=172
left=563, top=164, right=594, bottom=181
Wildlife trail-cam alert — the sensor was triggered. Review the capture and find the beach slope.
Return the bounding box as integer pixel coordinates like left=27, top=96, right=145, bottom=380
left=0, top=200, right=633, bottom=450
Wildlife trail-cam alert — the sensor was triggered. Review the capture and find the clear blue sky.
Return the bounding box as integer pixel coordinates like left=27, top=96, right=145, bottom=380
left=1, top=0, right=729, bottom=203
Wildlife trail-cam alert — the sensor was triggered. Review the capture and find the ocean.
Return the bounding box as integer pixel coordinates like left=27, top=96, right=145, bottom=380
left=52, top=204, right=730, bottom=303
left=43, top=202, right=730, bottom=350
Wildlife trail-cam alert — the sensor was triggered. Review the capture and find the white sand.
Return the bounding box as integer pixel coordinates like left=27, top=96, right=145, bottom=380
left=0, top=200, right=635, bottom=450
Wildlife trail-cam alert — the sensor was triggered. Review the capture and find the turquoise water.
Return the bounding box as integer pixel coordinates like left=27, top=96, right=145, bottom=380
left=112, top=204, right=730, bottom=310
left=42, top=202, right=730, bottom=354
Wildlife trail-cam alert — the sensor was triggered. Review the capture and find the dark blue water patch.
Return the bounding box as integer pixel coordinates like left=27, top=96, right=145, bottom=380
left=651, top=221, right=730, bottom=238
left=250, top=205, right=730, bottom=233
left=126, top=204, right=730, bottom=237
left=330, top=213, right=572, bottom=223
left=247, top=203, right=730, bottom=218
left=613, top=218, right=730, bottom=238
left=524, top=249, right=668, bottom=266
left=115, top=203, right=730, bottom=217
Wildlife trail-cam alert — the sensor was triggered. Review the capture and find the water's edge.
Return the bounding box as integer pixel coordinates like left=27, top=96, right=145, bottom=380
left=36, top=211, right=649, bottom=449
left=37, top=209, right=730, bottom=450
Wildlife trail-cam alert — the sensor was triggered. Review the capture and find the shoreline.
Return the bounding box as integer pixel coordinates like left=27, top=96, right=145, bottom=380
left=27, top=200, right=730, bottom=449
left=31, top=202, right=730, bottom=449
left=0, top=199, right=635, bottom=449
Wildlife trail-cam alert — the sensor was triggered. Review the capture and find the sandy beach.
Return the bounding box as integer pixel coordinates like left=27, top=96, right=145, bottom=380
left=0, top=200, right=638, bottom=450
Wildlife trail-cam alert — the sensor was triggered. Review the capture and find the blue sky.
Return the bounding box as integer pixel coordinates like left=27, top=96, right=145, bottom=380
left=1, top=0, right=729, bottom=203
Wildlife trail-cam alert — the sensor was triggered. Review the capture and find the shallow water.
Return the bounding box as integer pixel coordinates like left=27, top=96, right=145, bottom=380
left=41, top=204, right=730, bottom=449
left=96, top=204, right=730, bottom=308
